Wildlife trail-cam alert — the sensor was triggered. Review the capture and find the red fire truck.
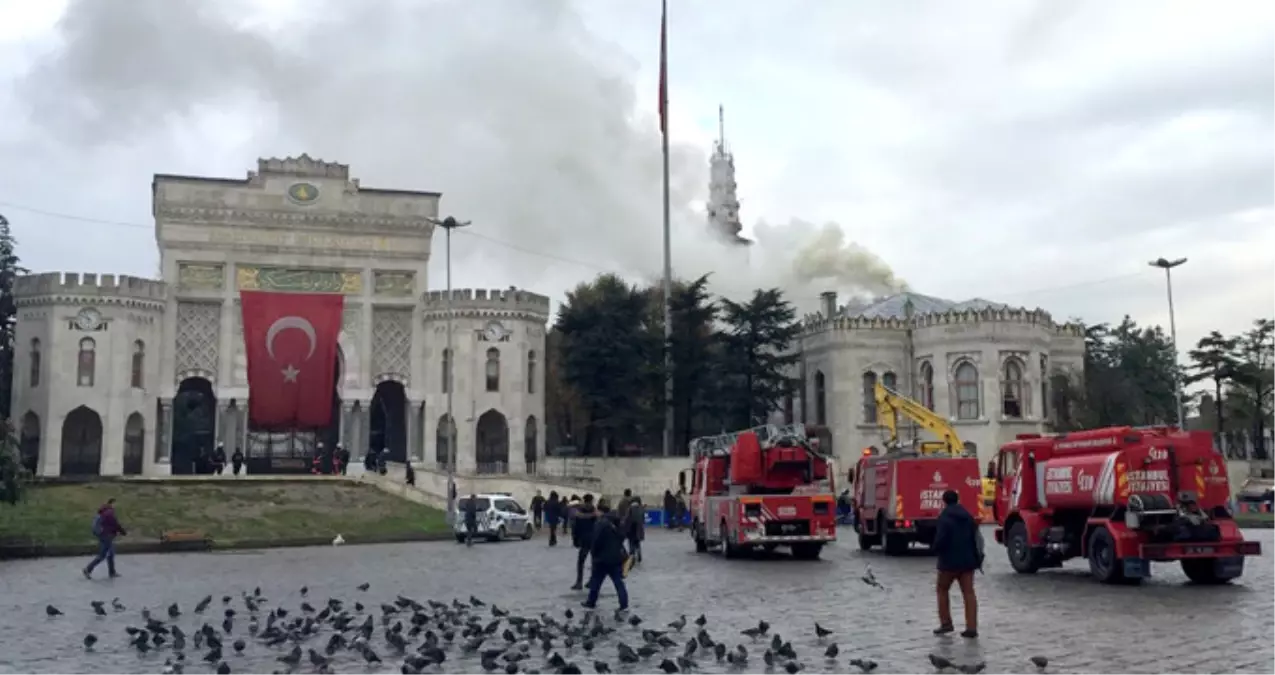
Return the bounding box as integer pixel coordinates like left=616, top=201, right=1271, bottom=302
left=685, top=423, right=837, bottom=560
left=992, top=426, right=1262, bottom=584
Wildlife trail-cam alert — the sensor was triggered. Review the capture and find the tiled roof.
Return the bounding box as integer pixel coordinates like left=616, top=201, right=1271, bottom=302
left=840, top=292, right=1016, bottom=320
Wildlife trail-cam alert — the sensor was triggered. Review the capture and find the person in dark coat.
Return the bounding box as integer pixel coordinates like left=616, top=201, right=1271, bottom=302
left=212, top=443, right=227, bottom=475
left=337, top=445, right=350, bottom=475
left=624, top=496, right=645, bottom=564
left=662, top=490, right=676, bottom=529
left=83, top=498, right=127, bottom=579
left=932, top=489, right=981, bottom=638
left=570, top=494, right=597, bottom=590
left=531, top=490, right=546, bottom=530
left=544, top=492, right=561, bottom=546
left=231, top=448, right=245, bottom=476
left=582, top=498, right=629, bottom=610
left=462, top=493, right=479, bottom=547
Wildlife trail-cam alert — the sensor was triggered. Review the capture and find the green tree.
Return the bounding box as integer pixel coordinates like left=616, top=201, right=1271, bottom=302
left=1229, top=318, right=1274, bottom=459
left=666, top=275, right=720, bottom=452
left=0, top=214, right=27, bottom=419
left=554, top=274, right=653, bottom=455
left=716, top=288, right=801, bottom=428
left=1186, top=331, right=1238, bottom=434
left=0, top=419, right=24, bottom=505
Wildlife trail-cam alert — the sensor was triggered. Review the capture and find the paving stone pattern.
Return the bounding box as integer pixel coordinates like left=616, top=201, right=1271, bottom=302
left=0, top=527, right=1270, bottom=674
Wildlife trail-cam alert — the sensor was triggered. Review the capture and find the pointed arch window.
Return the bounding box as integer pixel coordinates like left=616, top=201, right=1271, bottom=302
left=527, top=350, right=537, bottom=394
left=1040, top=355, right=1050, bottom=421
left=954, top=362, right=980, bottom=420
left=814, top=371, right=827, bottom=426
left=919, top=361, right=935, bottom=410
left=862, top=372, right=878, bottom=423
left=77, top=338, right=96, bottom=387
left=1001, top=358, right=1025, bottom=419
left=485, top=348, right=500, bottom=392
left=131, top=340, right=145, bottom=389
left=29, top=338, right=40, bottom=388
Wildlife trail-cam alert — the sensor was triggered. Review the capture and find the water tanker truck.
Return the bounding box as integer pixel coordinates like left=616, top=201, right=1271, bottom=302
left=992, top=426, right=1261, bottom=584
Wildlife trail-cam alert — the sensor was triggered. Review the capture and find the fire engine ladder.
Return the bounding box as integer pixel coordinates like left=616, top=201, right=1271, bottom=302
left=689, top=423, right=813, bottom=458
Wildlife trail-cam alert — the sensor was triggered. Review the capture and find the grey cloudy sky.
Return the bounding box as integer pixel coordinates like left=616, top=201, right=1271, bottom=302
left=0, top=0, right=1271, bottom=356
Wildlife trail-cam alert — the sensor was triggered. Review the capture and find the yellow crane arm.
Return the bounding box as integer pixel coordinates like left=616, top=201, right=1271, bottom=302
left=874, top=381, right=965, bottom=456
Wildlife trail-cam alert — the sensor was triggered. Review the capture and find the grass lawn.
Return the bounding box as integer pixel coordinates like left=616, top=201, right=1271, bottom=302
left=0, top=481, right=449, bottom=547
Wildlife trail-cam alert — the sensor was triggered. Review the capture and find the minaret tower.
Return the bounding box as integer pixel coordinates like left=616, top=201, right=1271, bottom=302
left=706, top=105, right=751, bottom=246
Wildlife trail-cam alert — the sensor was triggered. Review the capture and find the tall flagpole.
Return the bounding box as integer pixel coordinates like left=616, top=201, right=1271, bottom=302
left=660, top=0, right=674, bottom=458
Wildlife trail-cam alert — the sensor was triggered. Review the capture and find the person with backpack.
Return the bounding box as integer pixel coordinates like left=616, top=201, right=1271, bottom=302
left=932, top=489, right=982, bottom=639
left=83, top=498, right=127, bottom=579
left=624, top=495, right=645, bottom=565
left=581, top=498, right=629, bottom=611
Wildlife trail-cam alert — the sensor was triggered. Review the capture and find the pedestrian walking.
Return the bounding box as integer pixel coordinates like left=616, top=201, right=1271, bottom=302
left=616, top=489, right=632, bottom=526
left=231, top=448, right=244, bottom=476
left=531, top=490, right=545, bottom=530
left=545, top=491, right=561, bottom=546
left=570, top=494, right=597, bottom=590
left=625, top=495, right=645, bottom=564
left=675, top=488, right=688, bottom=530
left=212, top=443, right=227, bottom=475
left=377, top=447, right=388, bottom=476
left=566, top=495, right=581, bottom=532
left=932, top=489, right=982, bottom=638
left=462, top=493, right=479, bottom=547
left=405, top=463, right=416, bottom=486
left=83, top=498, right=127, bottom=579
left=662, top=490, right=676, bottom=529
left=582, top=498, right=629, bottom=611
left=337, top=445, right=350, bottom=475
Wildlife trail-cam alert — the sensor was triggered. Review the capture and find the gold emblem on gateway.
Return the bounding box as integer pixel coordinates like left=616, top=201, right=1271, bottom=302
left=288, top=182, right=319, bottom=204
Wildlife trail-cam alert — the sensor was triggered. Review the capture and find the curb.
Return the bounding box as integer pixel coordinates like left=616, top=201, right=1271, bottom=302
left=0, top=530, right=455, bottom=560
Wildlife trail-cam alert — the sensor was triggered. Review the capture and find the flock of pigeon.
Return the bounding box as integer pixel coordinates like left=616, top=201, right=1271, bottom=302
left=49, top=584, right=1050, bottom=674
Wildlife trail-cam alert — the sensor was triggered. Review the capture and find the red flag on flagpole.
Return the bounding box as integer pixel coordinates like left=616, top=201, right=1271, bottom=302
left=658, top=0, right=667, bottom=135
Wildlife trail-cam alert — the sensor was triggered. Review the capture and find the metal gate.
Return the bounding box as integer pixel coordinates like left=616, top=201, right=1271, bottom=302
left=245, top=430, right=320, bottom=474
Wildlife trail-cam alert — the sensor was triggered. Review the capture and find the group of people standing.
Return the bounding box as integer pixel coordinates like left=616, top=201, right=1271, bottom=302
left=193, top=443, right=243, bottom=476
left=528, top=489, right=647, bottom=610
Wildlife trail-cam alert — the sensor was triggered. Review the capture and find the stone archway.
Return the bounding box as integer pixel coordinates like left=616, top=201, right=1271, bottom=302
left=123, top=413, right=145, bottom=475
left=172, top=377, right=216, bottom=475
left=60, top=406, right=103, bottom=476
left=370, top=380, right=407, bottom=464
left=475, top=409, right=509, bottom=474
left=19, top=411, right=40, bottom=475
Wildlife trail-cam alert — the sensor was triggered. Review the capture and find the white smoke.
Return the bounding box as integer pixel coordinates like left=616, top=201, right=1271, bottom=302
left=15, top=0, right=904, bottom=315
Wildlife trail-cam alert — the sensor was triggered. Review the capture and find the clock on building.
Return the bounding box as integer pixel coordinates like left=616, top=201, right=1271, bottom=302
left=482, top=320, right=509, bottom=342
left=74, top=307, right=103, bottom=331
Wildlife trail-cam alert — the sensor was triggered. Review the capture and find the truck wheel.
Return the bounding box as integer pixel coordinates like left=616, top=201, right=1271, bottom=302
left=1181, top=558, right=1238, bottom=585
left=1087, top=527, right=1129, bottom=584
left=791, top=543, right=823, bottom=560
left=693, top=520, right=708, bottom=553
left=857, top=529, right=876, bottom=551
left=720, top=521, right=737, bottom=559
left=1006, top=521, right=1041, bottom=574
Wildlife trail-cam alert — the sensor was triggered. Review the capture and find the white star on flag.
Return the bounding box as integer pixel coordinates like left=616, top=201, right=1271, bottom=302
left=281, top=364, right=300, bottom=383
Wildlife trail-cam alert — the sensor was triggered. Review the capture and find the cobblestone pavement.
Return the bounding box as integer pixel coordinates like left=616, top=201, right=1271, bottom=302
left=0, top=527, right=1271, bottom=674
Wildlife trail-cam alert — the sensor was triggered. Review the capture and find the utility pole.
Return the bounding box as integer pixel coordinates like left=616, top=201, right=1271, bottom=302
left=428, top=216, right=470, bottom=522
left=1149, top=257, right=1188, bottom=429
left=659, top=0, right=674, bottom=457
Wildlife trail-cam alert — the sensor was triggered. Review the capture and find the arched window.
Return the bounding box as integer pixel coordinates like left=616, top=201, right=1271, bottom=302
left=782, top=381, right=795, bottom=425
left=29, top=339, right=40, bottom=388
left=882, top=371, right=897, bottom=390
left=814, top=371, right=827, bottom=426
left=131, top=340, right=145, bottom=389
left=919, top=361, right=935, bottom=410
left=441, top=348, right=452, bottom=393
left=485, top=348, right=500, bottom=392
left=954, top=362, right=980, bottom=420
left=862, top=372, right=878, bottom=423
left=524, top=415, right=538, bottom=470
left=77, top=338, right=96, bottom=387
left=1039, top=354, right=1050, bottom=421
left=1001, top=358, right=1024, bottom=419
left=527, top=350, right=537, bottom=394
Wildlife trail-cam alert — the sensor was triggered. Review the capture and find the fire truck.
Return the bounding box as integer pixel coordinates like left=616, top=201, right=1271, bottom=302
left=684, top=423, right=837, bottom=560
left=992, top=426, right=1262, bottom=584
left=853, top=382, right=985, bottom=555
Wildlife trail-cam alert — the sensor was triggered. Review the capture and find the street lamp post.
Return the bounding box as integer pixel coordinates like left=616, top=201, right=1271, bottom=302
left=1149, top=257, right=1188, bottom=429
left=428, top=216, right=471, bottom=522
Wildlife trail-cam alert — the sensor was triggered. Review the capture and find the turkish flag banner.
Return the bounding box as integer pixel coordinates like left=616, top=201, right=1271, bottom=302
left=240, top=291, right=344, bottom=429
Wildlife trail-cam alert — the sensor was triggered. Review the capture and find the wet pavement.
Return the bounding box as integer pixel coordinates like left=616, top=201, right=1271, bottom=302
left=0, top=527, right=1271, bottom=674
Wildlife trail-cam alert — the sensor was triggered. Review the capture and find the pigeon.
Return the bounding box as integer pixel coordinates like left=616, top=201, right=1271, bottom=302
left=862, top=566, right=885, bottom=590
left=757, top=620, right=769, bottom=635
left=814, top=623, right=833, bottom=639
left=668, top=615, right=687, bottom=632
left=693, top=615, right=707, bottom=627
left=111, top=598, right=126, bottom=612
left=195, top=596, right=212, bottom=613
left=83, top=634, right=98, bottom=649
left=232, top=639, right=245, bottom=653
left=958, top=663, right=986, bottom=674
left=784, top=661, right=803, bottom=674
left=308, top=648, right=330, bottom=669
left=1030, top=656, right=1049, bottom=670
left=929, top=654, right=954, bottom=671
left=357, top=582, right=371, bottom=592
left=216, top=662, right=231, bottom=675
left=850, top=658, right=879, bottom=672
left=593, top=661, right=611, bottom=673
left=741, top=627, right=764, bottom=640
left=46, top=605, right=63, bottom=617
left=332, top=534, right=345, bottom=545
left=824, top=644, right=839, bottom=659
left=168, top=603, right=182, bottom=618
left=300, top=586, right=309, bottom=597
left=658, top=659, right=679, bottom=673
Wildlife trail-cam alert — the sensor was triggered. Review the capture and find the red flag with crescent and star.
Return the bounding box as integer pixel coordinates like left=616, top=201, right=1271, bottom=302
left=240, top=291, right=344, bottom=429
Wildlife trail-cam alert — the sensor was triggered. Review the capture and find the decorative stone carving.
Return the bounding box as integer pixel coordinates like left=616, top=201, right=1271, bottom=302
left=373, top=271, right=415, bottom=297
left=342, top=307, right=361, bottom=336
left=237, top=265, right=361, bottom=294
left=175, top=302, right=221, bottom=381
left=177, top=263, right=224, bottom=291
left=372, top=308, right=413, bottom=383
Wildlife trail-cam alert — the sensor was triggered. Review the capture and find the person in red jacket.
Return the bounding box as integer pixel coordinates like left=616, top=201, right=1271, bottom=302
left=83, top=498, right=127, bottom=579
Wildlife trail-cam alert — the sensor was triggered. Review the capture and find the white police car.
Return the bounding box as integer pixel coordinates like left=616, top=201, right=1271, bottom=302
left=454, top=493, right=533, bottom=542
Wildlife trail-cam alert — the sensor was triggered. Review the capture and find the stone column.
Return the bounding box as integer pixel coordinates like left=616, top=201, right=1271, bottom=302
left=212, top=401, right=224, bottom=448
left=157, top=398, right=174, bottom=463
left=357, top=399, right=372, bottom=458
left=406, top=399, right=420, bottom=463
left=340, top=402, right=355, bottom=449
left=239, top=400, right=250, bottom=455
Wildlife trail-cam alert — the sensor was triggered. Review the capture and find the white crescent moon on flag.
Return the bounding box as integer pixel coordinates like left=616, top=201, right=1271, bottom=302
left=265, top=316, right=318, bottom=362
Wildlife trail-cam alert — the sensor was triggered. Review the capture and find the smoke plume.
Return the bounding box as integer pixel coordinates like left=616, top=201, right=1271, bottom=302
left=16, top=0, right=904, bottom=315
